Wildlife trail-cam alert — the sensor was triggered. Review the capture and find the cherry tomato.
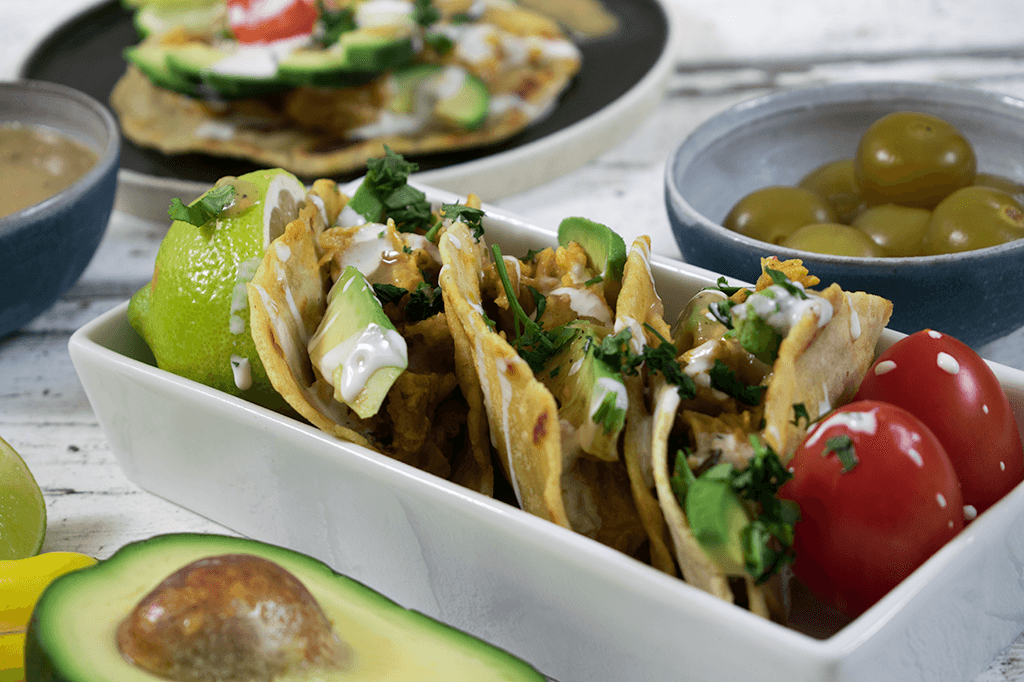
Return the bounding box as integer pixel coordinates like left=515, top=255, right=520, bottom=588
left=779, top=400, right=963, bottom=618
left=227, top=0, right=318, bottom=44
left=854, top=329, right=1024, bottom=515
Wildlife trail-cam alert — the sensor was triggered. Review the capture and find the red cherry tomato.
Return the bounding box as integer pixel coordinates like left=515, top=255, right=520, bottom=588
left=854, top=329, right=1024, bottom=515
left=779, top=400, right=963, bottom=618
left=227, top=0, right=318, bottom=44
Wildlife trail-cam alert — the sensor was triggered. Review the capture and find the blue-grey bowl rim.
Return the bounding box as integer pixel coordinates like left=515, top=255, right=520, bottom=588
left=0, top=78, right=120, bottom=234
left=664, top=79, right=1024, bottom=271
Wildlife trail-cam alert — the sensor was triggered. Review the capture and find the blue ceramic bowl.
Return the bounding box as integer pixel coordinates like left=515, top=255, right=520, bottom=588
left=664, top=81, right=1024, bottom=348
left=0, top=80, right=120, bottom=339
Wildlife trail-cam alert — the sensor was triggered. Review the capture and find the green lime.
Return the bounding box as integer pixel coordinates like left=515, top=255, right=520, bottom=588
left=0, top=436, right=46, bottom=560
left=128, top=169, right=307, bottom=411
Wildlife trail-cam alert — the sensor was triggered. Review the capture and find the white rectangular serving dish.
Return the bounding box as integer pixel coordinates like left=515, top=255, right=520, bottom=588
left=69, top=186, right=1024, bottom=682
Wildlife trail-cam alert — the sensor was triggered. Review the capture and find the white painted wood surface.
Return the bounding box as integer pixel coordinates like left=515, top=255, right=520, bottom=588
left=2, top=0, right=1024, bottom=679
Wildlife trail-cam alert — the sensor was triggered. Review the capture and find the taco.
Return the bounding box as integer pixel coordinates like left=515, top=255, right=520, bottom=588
left=648, top=257, right=893, bottom=618
left=110, top=0, right=590, bottom=178
left=244, top=150, right=493, bottom=494
left=437, top=217, right=651, bottom=556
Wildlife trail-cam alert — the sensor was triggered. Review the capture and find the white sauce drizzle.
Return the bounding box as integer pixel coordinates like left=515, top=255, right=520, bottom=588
left=230, top=355, right=252, bottom=390
left=613, top=315, right=646, bottom=354
left=937, top=352, right=960, bottom=375
left=549, top=287, right=611, bottom=324
left=804, top=408, right=878, bottom=449
left=337, top=204, right=366, bottom=228
left=964, top=505, right=978, bottom=521
left=936, top=493, right=947, bottom=508
left=845, top=292, right=861, bottom=340
left=875, top=360, right=897, bottom=375
left=732, top=281, right=833, bottom=336
left=928, top=330, right=943, bottom=339
left=229, top=257, right=261, bottom=336
left=355, top=0, right=414, bottom=28
left=317, top=323, right=408, bottom=401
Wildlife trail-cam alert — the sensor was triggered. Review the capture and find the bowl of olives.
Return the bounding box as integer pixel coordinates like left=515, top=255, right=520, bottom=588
left=664, top=80, right=1024, bottom=347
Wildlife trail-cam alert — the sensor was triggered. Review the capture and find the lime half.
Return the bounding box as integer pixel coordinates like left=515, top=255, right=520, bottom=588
left=0, top=436, right=46, bottom=560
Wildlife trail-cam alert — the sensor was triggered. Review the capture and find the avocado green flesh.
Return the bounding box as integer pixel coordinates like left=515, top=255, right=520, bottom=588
left=389, top=64, right=490, bottom=130
left=541, top=323, right=625, bottom=461
left=132, top=3, right=222, bottom=37
left=308, top=266, right=407, bottom=419
left=24, top=533, right=546, bottom=682
left=124, top=45, right=200, bottom=96
left=557, top=217, right=627, bottom=287
left=684, top=467, right=750, bottom=577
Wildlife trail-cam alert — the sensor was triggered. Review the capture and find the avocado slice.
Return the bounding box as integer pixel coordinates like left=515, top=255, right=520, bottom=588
left=132, top=2, right=223, bottom=38
left=541, top=321, right=627, bottom=461
left=24, top=533, right=547, bottom=682
left=124, top=44, right=201, bottom=96
left=557, top=217, right=627, bottom=298
left=307, top=266, right=408, bottom=419
left=277, top=28, right=415, bottom=87
left=680, top=463, right=751, bottom=576
left=165, top=44, right=291, bottom=99
left=389, top=64, right=491, bottom=130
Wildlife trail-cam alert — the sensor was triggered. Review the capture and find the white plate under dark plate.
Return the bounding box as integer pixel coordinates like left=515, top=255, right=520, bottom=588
left=18, top=0, right=679, bottom=221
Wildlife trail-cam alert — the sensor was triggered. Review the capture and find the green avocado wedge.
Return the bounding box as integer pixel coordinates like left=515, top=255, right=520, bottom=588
left=557, top=217, right=627, bottom=302
left=24, top=533, right=548, bottom=682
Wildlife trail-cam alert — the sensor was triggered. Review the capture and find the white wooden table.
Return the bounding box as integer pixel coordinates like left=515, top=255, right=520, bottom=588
left=2, top=0, right=1024, bottom=679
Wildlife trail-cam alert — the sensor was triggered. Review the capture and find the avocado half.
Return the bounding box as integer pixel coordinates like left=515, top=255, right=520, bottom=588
left=24, top=533, right=547, bottom=682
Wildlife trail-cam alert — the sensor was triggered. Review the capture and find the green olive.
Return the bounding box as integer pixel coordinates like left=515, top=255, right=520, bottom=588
left=923, top=186, right=1024, bottom=255
left=854, top=111, right=976, bottom=209
left=782, top=223, right=884, bottom=257
left=723, top=186, right=836, bottom=245
left=974, top=172, right=1024, bottom=204
left=798, top=159, right=864, bottom=223
left=851, top=204, right=931, bottom=257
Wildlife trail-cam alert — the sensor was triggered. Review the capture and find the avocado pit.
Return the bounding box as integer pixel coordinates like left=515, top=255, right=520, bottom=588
left=116, top=553, right=349, bottom=682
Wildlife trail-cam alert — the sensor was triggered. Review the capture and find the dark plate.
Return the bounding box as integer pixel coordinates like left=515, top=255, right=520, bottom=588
left=21, top=0, right=670, bottom=190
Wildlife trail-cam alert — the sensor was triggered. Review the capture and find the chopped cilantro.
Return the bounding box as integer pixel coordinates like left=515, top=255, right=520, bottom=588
left=527, top=286, right=546, bottom=322
left=712, top=276, right=749, bottom=297
left=440, top=203, right=486, bottom=239
left=708, top=360, right=765, bottom=406
left=524, top=248, right=542, bottom=262
left=584, top=274, right=604, bottom=286
left=168, top=184, right=235, bottom=226
left=372, top=283, right=407, bottom=306
left=316, top=1, right=356, bottom=45
left=450, top=11, right=472, bottom=24
left=823, top=434, right=858, bottom=472
left=361, top=146, right=433, bottom=231
left=492, top=245, right=573, bottom=373
left=424, top=32, right=453, bottom=54
left=709, top=299, right=736, bottom=329
left=766, top=268, right=808, bottom=300
left=405, top=281, right=444, bottom=321
left=790, top=403, right=811, bottom=428
left=412, top=0, right=440, bottom=26
left=735, top=436, right=800, bottom=583
left=402, top=245, right=413, bottom=255
left=592, top=326, right=696, bottom=399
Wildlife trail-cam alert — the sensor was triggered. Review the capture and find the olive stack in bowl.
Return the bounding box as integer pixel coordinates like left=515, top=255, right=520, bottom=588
left=664, top=81, right=1024, bottom=347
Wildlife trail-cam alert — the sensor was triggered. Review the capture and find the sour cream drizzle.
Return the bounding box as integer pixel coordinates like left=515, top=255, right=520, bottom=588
left=317, top=323, right=408, bottom=402
left=804, top=408, right=878, bottom=449
left=549, top=287, right=611, bottom=325
left=733, top=281, right=833, bottom=335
